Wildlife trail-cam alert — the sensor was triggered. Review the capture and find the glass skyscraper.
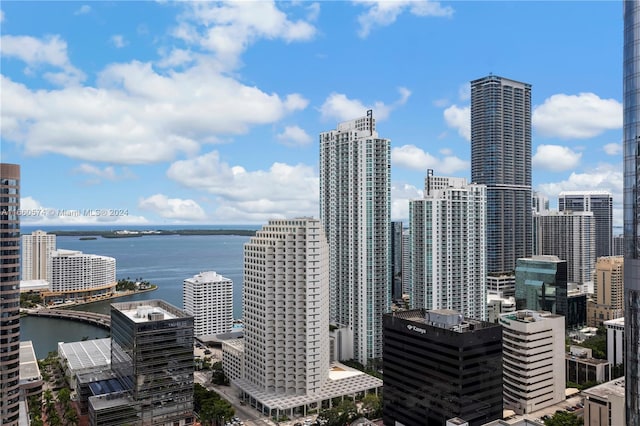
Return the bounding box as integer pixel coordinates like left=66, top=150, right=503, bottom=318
left=471, top=75, right=532, bottom=274
left=559, top=191, right=613, bottom=258
left=624, top=1, right=640, bottom=424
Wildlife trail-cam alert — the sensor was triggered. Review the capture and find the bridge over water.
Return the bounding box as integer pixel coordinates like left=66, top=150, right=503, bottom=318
left=23, top=309, right=111, bottom=330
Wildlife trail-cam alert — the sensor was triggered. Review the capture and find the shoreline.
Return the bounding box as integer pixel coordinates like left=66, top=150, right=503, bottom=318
left=35, top=285, right=159, bottom=311
left=24, top=229, right=257, bottom=238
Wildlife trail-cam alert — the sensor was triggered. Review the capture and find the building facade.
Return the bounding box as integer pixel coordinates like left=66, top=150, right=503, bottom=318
left=94, top=300, right=195, bottom=426
left=471, top=75, right=532, bottom=275
left=559, top=191, right=613, bottom=258
left=533, top=210, right=596, bottom=290
left=47, top=249, right=116, bottom=303
left=241, top=218, right=330, bottom=396
left=566, top=346, right=611, bottom=387
left=487, top=274, right=516, bottom=298
left=499, top=310, right=565, bottom=415
left=319, top=111, right=391, bottom=364
left=409, top=171, right=487, bottom=320
left=383, top=309, right=503, bottom=426
left=183, top=271, right=233, bottom=337
left=582, top=378, right=625, bottom=426
left=605, top=317, right=625, bottom=368
left=391, top=221, right=404, bottom=302
left=0, top=163, right=21, bottom=426
left=21, top=230, right=56, bottom=281
left=588, top=256, right=624, bottom=327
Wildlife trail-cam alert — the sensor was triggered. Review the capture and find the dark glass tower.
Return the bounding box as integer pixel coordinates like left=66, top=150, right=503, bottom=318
left=383, top=309, right=503, bottom=426
left=391, top=221, right=404, bottom=301
left=624, top=1, right=640, bottom=424
left=0, top=163, right=21, bottom=426
left=471, top=75, right=532, bottom=274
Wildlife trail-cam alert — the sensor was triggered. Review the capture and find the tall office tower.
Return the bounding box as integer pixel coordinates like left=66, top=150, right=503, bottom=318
left=559, top=191, right=613, bottom=258
left=515, top=255, right=586, bottom=328
left=0, top=163, right=20, bottom=426
left=534, top=210, right=596, bottom=290
left=588, top=256, right=624, bottom=327
left=409, top=171, right=487, bottom=320
left=532, top=191, right=549, bottom=214
left=614, top=234, right=625, bottom=256
left=101, top=300, right=194, bottom=425
left=391, top=221, right=404, bottom=302
left=500, top=310, right=566, bottom=415
left=21, top=230, right=56, bottom=281
left=319, top=111, right=391, bottom=364
left=241, top=218, right=330, bottom=396
left=402, top=228, right=410, bottom=297
left=624, top=3, right=640, bottom=421
left=383, top=309, right=503, bottom=426
left=183, top=271, right=233, bottom=337
left=471, top=75, right=532, bottom=274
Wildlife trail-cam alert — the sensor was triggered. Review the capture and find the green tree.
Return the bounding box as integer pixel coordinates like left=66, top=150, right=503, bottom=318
left=361, top=393, right=381, bottom=419
left=544, top=411, right=582, bottom=426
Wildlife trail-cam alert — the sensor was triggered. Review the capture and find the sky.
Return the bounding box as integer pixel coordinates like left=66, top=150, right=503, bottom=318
left=0, top=1, right=624, bottom=228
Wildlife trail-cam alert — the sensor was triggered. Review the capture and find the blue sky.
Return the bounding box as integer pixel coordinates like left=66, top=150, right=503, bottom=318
left=0, top=1, right=623, bottom=227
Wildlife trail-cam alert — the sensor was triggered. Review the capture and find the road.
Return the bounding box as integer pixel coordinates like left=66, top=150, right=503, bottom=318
left=194, top=371, right=275, bottom=426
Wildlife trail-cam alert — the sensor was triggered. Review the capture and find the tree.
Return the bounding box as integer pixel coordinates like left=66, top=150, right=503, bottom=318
left=361, top=393, right=381, bottom=419
left=544, top=411, right=582, bottom=426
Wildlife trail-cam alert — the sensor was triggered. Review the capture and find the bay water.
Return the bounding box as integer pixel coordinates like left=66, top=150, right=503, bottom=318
left=20, top=225, right=254, bottom=359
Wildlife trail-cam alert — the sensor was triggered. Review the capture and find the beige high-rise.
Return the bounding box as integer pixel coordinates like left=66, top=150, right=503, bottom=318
left=588, top=256, right=624, bottom=327
left=0, top=163, right=21, bottom=425
left=21, top=230, right=56, bottom=281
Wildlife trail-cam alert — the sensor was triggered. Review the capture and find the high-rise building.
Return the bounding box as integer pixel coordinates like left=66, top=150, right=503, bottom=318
left=183, top=271, right=233, bottom=337
left=383, top=309, right=503, bottom=426
left=532, top=191, right=549, bottom=214
left=533, top=210, right=596, bottom=291
left=471, top=75, right=532, bottom=275
left=499, top=310, right=566, bottom=415
left=559, top=191, right=613, bottom=258
left=514, top=255, right=586, bottom=329
left=0, top=163, right=21, bottom=426
left=624, top=2, right=640, bottom=422
left=319, top=111, right=391, bottom=364
left=241, top=218, right=330, bottom=396
left=614, top=234, right=625, bottom=256
left=588, top=256, right=624, bottom=327
left=47, top=249, right=117, bottom=303
left=21, top=230, right=56, bottom=281
left=409, top=171, right=487, bottom=320
left=391, top=221, right=404, bottom=302
left=94, top=300, right=195, bottom=425
left=402, top=228, right=410, bottom=297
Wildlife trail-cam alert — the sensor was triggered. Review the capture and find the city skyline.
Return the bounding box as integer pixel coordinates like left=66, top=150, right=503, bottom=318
left=1, top=1, right=623, bottom=226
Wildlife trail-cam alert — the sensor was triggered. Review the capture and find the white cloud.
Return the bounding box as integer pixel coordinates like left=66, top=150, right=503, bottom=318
left=139, top=194, right=207, bottom=221
left=443, top=104, right=470, bottom=141
left=392, top=144, right=469, bottom=174
left=74, top=5, right=91, bottom=15
left=306, top=3, right=321, bottom=21
left=603, top=142, right=622, bottom=156
left=354, top=0, right=453, bottom=38
left=19, top=196, right=148, bottom=225
left=0, top=34, right=86, bottom=86
left=532, top=144, right=582, bottom=172
left=458, top=83, right=470, bottom=101
left=172, top=1, right=316, bottom=71
left=319, top=87, right=411, bottom=122
left=391, top=182, right=423, bottom=222
left=277, top=125, right=313, bottom=147
left=536, top=164, right=623, bottom=226
left=166, top=151, right=319, bottom=223
left=110, top=35, right=128, bottom=48
left=533, top=93, right=622, bottom=139
left=74, top=164, right=118, bottom=180
left=0, top=10, right=5, bottom=22
left=1, top=59, right=308, bottom=164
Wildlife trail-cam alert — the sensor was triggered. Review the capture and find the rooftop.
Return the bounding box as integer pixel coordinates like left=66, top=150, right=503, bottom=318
left=58, top=338, right=111, bottom=371
left=389, top=308, right=499, bottom=332
left=604, top=317, right=624, bottom=326
left=112, top=299, right=188, bottom=323
left=184, top=271, right=232, bottom=284
left=500, top=310, right=562, bottom=323
left=19, top=341, right=41, bottom=382
left=583, top=378, right=625, bottom=400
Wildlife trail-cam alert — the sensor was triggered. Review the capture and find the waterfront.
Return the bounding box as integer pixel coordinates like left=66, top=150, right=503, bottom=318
left=20, top=226, right=253, bottom=358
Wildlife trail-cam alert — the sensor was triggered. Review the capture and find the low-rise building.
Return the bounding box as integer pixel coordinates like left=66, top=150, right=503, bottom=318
left=19, top=341, right=43, bottom=404
left=582, top=378, right=625, bottom=426
left=565, top=346, right=610, bottom=387
left=604, top=317, right=625, bottom=368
